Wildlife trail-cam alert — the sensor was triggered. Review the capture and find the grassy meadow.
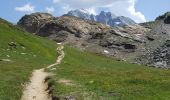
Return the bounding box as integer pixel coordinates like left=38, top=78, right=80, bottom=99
left=49, top=46, right=170, bottom=100
left=0, top=18, right=58, bottom=100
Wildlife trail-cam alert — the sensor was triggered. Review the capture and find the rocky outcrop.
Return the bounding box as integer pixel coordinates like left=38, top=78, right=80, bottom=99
left=17, top=13, right=54, bottom=33
left=18, top=13, right=150, bottom=61
left=17, top=11, right=170, bottom=68
left=151, top=40, right=170, bottom=68
left=156, top=12, right=170, bottom=24
left=138, top=40, right=170, bottom=69
left=135, top=12, right=170, bottom=68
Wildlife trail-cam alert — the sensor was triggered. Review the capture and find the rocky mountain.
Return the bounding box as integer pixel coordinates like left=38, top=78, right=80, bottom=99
left=17, top=12, right=170, bottom=69
left=137, top=12, right=170, bottom=68
left=66, top=9, right=136, bottom=27
left=146, top=40, right=170, bottom=68
left=67, top=9, right=95, bottom=20
left=18, top=13, right=149, bottom=61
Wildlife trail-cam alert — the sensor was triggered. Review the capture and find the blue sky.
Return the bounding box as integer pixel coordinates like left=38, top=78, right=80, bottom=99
left=0, top=0, right=170, bottom=23
left=135, top=0, right=170, bottom=21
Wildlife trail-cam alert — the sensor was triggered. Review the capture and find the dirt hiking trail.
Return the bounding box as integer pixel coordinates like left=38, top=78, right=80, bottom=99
left=21, top=44, right=64, bottom=100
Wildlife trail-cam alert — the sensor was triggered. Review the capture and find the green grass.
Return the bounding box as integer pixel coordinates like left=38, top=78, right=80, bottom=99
left=49, top=46, right=170, bottom=100
left=0, top=18, right=57, bottom=100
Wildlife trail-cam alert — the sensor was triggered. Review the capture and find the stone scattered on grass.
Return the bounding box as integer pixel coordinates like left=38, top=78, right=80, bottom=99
left=57, top=79, right=74, bottom=86
left=0, top=59, right=12, bottom=62
left=6, top=55, right=10, bottom=58
left=21, top=53, right=26, bottom=55
left=89, top=80, right=94, bottom=84
left=8, top=42, right=17, bottom=49
left=64, top=96, right=77, bottom=100
left=22, top=46, right=26, bottom=49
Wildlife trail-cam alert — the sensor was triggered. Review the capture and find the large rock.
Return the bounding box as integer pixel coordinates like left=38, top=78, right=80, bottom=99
left=17, top=13, right=54, bottom=33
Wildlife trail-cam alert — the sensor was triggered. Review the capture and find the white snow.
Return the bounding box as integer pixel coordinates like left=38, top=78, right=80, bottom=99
left=104, top=50, right=109, bottom=54
left=115, top=22, right=121, bottom=25
left=57, top=43, right=62, bottom=45
left=78, top=8, right=89, bottom=14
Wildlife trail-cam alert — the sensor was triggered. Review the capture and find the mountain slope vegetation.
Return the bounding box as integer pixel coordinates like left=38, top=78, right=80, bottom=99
left=49, top=46, right=170, bottom=100
left=0, top=18, right=57, bottom=100
left=1, top=11, right=170, bottom=100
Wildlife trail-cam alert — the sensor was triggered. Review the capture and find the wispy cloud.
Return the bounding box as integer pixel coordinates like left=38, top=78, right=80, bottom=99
left=45, top=7, right=55, bottom=14
left=127, top=0, right=146, bottom=23
left=15, top=4, right=35, bottom=13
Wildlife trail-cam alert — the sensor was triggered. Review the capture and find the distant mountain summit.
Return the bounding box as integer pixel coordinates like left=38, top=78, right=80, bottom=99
left=67, top=9, right=93, bottom=20
left=66, top=9, right=136, bottom=27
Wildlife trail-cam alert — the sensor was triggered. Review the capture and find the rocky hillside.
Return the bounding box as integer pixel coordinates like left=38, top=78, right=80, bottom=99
left=18, top=13, right=150, bottom=61
left=66, top=9, right=136, bottom=27
left=156, top=12, right=170, bottom=24
left=17, top=12, right=170, bottom=68
left=137, top=12, right=170, bottom=68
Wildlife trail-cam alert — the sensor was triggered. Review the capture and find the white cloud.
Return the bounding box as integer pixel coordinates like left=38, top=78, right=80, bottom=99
left=46, top=7, right=55, bottom=14
left=15, top=4, right=35, bottom=12
left=86, top=8, right=97, bottom=15
left=108, top=0, right=146, bottom=23
left=128, top=1, right=146, bottom=23
left=61, top=5, right=72, bottom=14
left=53, top=0, right=146, bottom=23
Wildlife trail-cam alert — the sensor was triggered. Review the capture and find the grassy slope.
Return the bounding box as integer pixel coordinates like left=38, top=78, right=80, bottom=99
left=50, top=46, right=170, bottom=100
left=0, top=19, right=57, bottom=100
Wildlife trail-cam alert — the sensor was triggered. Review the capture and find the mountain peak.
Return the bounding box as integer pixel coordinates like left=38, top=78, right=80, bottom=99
left=66, top=9, right=136, bottom=27
left=76, top=8, right=89, bottom=14
left=67, top=9, right=94, bottom=20
left=99, top=11, right=116, bottom=18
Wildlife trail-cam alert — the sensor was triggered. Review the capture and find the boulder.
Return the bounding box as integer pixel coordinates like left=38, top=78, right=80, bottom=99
left=17, top=12, right=54, bottom=33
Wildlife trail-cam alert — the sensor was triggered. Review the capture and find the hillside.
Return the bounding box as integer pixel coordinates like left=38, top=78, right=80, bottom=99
left=17, top=12, right=170, bottom=69
left=17, top=13, right=149, bottom=62
left=0, top=18, right=57, bottom=100
left=1, top=11, right=170, bottom=100
left=138, top=12, right=170, bottom=68
left=48, top=45, right=170, bottom=100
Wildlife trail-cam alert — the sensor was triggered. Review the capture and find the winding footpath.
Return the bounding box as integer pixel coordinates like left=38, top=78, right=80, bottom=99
left=21, top=44, right=65, bottom=100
